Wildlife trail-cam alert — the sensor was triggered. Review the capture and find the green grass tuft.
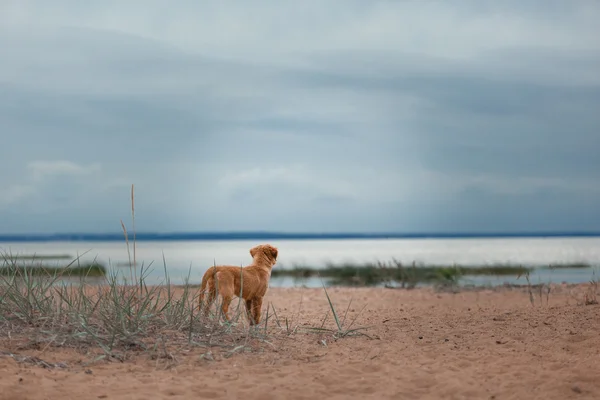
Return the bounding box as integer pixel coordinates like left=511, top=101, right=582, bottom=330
left=0, top=262, right=107, bottom=277
left=542, top=262, right=591, bottom=270
left=0, top=254, right=73, bottom=261
left=271, top=260, right=534, bottom=287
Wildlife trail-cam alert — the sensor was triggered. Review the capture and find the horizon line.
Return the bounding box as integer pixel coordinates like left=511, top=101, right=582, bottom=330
left=0, top=230, right=599, bottom=242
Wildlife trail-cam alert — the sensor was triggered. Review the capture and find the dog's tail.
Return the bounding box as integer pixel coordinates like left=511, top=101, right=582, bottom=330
left=198, top=266, right=217, bottom=313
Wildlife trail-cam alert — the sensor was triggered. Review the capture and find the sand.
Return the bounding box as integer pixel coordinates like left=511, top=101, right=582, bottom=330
left=1, top=284, right=599, bottom=400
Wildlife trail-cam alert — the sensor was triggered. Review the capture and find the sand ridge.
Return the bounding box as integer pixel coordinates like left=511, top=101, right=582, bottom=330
left=0, top=285, right=599, bottom=399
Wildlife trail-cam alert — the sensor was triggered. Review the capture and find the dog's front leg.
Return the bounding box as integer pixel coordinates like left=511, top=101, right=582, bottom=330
left=245, top=299, right=254, bottom=323
left=250, top=297, right=263, bottom=325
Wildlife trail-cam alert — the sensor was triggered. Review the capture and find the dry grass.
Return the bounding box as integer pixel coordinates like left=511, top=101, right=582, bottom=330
left=0, top=261, right=261, bottom=356
left=0, top=265, right=367, bottom=366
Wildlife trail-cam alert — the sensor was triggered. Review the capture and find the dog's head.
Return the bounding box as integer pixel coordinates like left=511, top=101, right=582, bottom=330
left=249, top=244, right=278, bottom=266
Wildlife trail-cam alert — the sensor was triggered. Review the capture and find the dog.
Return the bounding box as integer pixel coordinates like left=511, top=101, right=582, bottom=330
left=198, top=243, right=278, bottom=325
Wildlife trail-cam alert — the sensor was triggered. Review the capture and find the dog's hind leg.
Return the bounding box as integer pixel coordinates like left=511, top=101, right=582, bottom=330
left=214, top=271, right=235, bottom=322
left=199, top=279, right=217, bottom=318
left=220, top=295, right=233, bottom=322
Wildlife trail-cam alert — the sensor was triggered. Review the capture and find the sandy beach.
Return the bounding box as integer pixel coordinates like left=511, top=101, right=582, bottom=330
left=1, top=284, right=599, bottom=400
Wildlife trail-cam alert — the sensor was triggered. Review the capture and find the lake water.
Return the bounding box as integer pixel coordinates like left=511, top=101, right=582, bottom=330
left=1, top=238, right=599, bottom=287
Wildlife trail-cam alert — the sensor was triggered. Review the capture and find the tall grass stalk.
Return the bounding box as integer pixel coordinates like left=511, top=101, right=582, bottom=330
left=119, top=184, right=139, bottom=295
left=131, top=184, right=137, bottom=285
left=120, top=220, right=133, bottom=285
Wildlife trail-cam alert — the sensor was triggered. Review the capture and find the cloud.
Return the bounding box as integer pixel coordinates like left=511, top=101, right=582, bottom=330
left=218, top=165, right=356, bottom=202
left=27, top=160, right=101, bottom=181
left=0, top=185, right=36, bottom=207
left=1, top=161, right=102, bottom=214
left=0, top=1, right=599, bottom=233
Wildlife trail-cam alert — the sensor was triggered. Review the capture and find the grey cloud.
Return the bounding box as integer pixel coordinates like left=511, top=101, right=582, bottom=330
left=1, top=1, right=600, bottom=233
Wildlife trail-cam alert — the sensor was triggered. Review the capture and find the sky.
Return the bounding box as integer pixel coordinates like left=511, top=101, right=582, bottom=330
left=1, top=0, right=599, bottom=234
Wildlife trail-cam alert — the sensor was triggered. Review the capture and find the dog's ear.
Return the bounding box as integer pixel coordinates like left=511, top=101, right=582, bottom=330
left=249, top=246, right=258, bottom=259
left=268, top=246, right=278, bottom=260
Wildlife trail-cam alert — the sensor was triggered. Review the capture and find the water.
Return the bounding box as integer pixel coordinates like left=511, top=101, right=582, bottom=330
left=1, top=238, right=599, bottom=287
